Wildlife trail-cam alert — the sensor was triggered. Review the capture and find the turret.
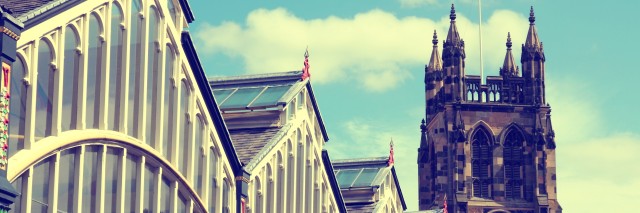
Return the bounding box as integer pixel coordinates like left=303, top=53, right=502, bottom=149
left=442, top=4, right=466, bottom=102
left=426, top=30, right=443, bottom=118
left=500, top=32, right=519, bottom=77
left=521, top=6, right=546, bottom=105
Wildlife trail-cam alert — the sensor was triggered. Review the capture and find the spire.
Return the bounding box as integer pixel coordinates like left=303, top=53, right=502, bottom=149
left=500, top=32, right=518, bottom=77
left=428, top=30, right=443, bottom=71
left=446, top=4, right=461, bottom=43
left=301, top=47, right=310, bottom=80
left=525, top=6, right=540, bottom=47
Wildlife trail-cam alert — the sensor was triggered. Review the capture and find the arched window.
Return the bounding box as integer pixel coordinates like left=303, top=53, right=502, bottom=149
left=296, top=129, right=305, bottom=212
left=167, top=0, right=179, bottom=25
left=504, top=129, right=524, bottom=200
left=145, top=7, right=161, bottom=144
left=266, top=164, right=274, bottom=212
left=128, top=0, right=143, bottom=137
left=286, top=140, right=295, bottom=211
left=305, top=135, right=313, bottom=213
left=276, top=152, right=284, bottom=213
left=253, top=176, right=262, bottom=213
left=86, top=13, right=104, bottom=129
left=162, top=45, right=175, bottom=159
left=194, top=115, right=205, bottom=196
left=223, top=178, right=231, bottom=213
left=61, top=26, right=80, bottom=132
left=178, top=80, right=191, bottom=175
left=8, top=56, right=27, bottom=158
left=35, top=39, right=54, bottom=139
left=209, top=146, right=219, bottom=213
left=108, top=4, right=124, bottom=131
left=471, top=127, right=492, bottom=198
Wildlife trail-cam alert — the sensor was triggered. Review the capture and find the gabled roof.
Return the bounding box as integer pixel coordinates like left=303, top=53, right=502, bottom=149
left=228, top=127, right=280, bottom=165
left=322, top=150, right=348, bottom=213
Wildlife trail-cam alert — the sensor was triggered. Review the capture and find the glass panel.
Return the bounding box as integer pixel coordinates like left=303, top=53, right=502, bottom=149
left=194, top=117, right=204, bottom=196
left=209, top=148, right=217, bottom=213
left=162, top=46, right=174, bottom=159
left=160, top=177, right=171, bottom=213
left=124, top=154, right=139, bottom=213
left=212, top=89, right=234, bottom=104
left=61, top=27, right=79, bottom=132
left=220, top=87, right=264, bottom=109
left=352, top=168, right=380, bottom=187
left=108, top=5, right=124, bottom=131
left=128, top=0, right=142, bottom=137
left=35, top=40, right=53, bottom=139
left=9, top=173, right=24, bottom=213
left=167, top=0, right=178, bottom=25
left=222, top=180, right=230, bottom=213
left=82, top=146, right=100, bottom=212
left=178, top=192, right=187, bottom=213
left=143, top=164, right=156, bottom=213
left=104, top=147, right=121, bottom=212
left=146, top=8, right=160, bottom=145
left=32, top=157, right=51, bottom=213
left=336, top=169, right=361, bottom=188
left=86, top=14, right=103, bottom=129
left=57, top=147, right=78, bottom=212
left=248, top=85, right=292, bottom=108
left=178, top=81, right=190, bottom=174
left=8, top=57, right=26, bottom=158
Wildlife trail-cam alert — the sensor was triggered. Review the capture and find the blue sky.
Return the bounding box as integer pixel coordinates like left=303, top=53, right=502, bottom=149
left=189, top=0, right=640, bottom=212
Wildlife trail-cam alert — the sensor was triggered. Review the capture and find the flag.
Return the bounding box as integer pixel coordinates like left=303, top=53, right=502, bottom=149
left=443, top=194, right=448, bottom=213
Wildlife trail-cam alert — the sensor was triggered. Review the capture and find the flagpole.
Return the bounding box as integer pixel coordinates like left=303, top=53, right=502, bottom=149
left=478, top=0, right=484, bottom=85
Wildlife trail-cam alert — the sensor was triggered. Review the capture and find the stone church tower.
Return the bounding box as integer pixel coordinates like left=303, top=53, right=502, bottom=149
left=417, top=5, right=561, bottom=213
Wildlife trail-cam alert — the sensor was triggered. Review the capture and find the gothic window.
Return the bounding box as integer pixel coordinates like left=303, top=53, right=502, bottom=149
left=9, top=56, right=27, bottom=158
left=145, top=7, right=161, bottom=144
left=504, top=129, right=525, bottom=200
left=471, top=128, right=491, bottom=198
left=128, top=0, right=143, bottom=137
left=86, top=13, right=103, bottom=129
left=61, top=26, right=79, bottom=132
left=35, top=39, right=54, bottom=138
left=108, top=4, right=124, bottom=131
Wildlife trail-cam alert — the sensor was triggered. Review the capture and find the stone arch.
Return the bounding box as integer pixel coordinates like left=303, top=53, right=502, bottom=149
left=498, top=123, right=528, bottom=146
left=467, top=120, right=496, bottom=145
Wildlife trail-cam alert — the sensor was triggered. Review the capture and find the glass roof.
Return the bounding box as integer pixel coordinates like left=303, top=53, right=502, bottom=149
left=213, top=84, right=294, bottom=110
left=334, top=167, right=382, bottom=188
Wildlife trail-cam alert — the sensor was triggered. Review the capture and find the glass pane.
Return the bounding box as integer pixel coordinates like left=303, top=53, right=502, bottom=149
left=57, top=147, right=78, bottom=212
left=194, top=117, right=204, bottom=196
left=248, top=85, right=292, bottom=108
left=212, top=89, right=234, bottom=104
left=108, top=5, right=124, bottom=131
left=220, top=87, right=264, bottom=109
left=128, top=0, right=143, bottom=138
left=143, top=165, right=156, bottom=213
left=124, top=154, right=139, bottom=213
left=82, top=146, right=100, bottom=212
left=62, top=27, right=79, bottom=132
left=336, top=169, right=361, bottom=188
left=222, top=181, right=229, bottom=213
left=178, top=81, right=190, bottom=174
left=32, top=157, right=52, bottom=213
left=104, top=147, right=121, bottom=212
left=146, top=8, right=160, bottom=145
left=209, top=148, right=217, bottom=213
left=162, top=46, right=174, bottom=159
left=167, top=0, right=178, bottom=25
left=9, top=173, right=24, bottom=213
left=35, top=40, right=53, bottom=139
left=8, top=57, right=26, bottom=158
left=178, top=193, right=187, bottom=213
left=352, top=168, right=380, bottom=187
left=160, top=177, right=171, bottom=213
left=86, top=14, right=103, bottom=129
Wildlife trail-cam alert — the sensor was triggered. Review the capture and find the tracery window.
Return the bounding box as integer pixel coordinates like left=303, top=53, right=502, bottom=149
left=471, top=128, right=492, bottom=198
left=8, top=56, right=27, bottom=158
left=86, top=13, right=104, bottom=129
left=61, top=26, right=80, bottom=132
left=108, top=4, right=124, bottom=131
left=504, top=129, right=525, bottom=200
left=128, top=0, right=143, bottom=137
left=145, top=7, right=161, bottom=144
left=35, top=39, right=54, bottom=138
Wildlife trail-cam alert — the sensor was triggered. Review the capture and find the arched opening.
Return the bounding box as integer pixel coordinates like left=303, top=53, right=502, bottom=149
left=8, top=55, right=27, bottom=158
left=504, top=128, right=525, bottom=200
left=471, top=127, right=492, bottom=199
left=127, top=0, right=143, bottom=138
left=35, top=39, right=55, bottom=139
left=145, top=6, right=161, bottom=143
left=86, top=13, right=104, bottom=129
left=61, top=26, right=80, bottom=132
left=108, top=3, right=124, bottom=131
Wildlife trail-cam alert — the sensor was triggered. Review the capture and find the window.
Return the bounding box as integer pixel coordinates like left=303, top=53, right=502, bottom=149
left=266, top=164, right=274, bottom=212
left=8, top=56, right=27, bottom=158
left=61, top=26, right=80, bottom=132
left=223, top=179, right=230, bottom=213
left=504, top=129, right=524, bottom=200
left=86, top=13, right=104, bottom=129
left=253, top=176, right=262, bottom=213
left=194, top=115, right=205, bottom=196
left=57, top=147, right=78, bottom=212
left=32, top=157, right=52, bottom=212
left=160, top=177, right=172, bottom=213
left=82, top=145, right=100, bottom=212
left=145, top=7, right=161, bottom=145
left=104, top=147, right=121, bottom=212
left=167, top=0, right=179, bottom=26
left=277, top=152, right=285, bottom=213
left=162, top=46, right=175, bottom=159
left=286, top=140, right=295, bottom=211
left=471, top=128, right=491, bottom=198
left=178, top=80, right=191, bottom=175
left=10, top=172, right=25, bottom=213
left=125, top=154, right=139, bottom=213
left=209, top=147, right=219, bottom=213
left=108, top=4, right=124, bottom=131
left=296, top=130, right=305, bottom=212
left=128, top=0, right=143, bottom=137
left=35, top=39, right=54, bottom=138
left=143, top=164, right=157, bottom=212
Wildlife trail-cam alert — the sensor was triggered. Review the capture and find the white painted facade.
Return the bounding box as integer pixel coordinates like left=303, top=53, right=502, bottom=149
left=7, top=0, right=237, bottom=212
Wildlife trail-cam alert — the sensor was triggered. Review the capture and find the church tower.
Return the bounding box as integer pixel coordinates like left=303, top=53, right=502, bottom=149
left=418, top=5, right=561, bottom=213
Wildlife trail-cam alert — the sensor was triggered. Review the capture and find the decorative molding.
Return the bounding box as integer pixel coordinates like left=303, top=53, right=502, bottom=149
left=0, top=26, right=20, bottom=40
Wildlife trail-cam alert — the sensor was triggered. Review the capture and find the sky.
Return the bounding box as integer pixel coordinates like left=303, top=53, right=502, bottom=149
left=188, top=0, right=640, bottom=212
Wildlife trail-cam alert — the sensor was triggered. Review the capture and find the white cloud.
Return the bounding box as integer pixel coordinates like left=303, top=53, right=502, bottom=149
left=399, top=0, right=439, bottom=8
left=196, top=8, right=530, bottom=92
